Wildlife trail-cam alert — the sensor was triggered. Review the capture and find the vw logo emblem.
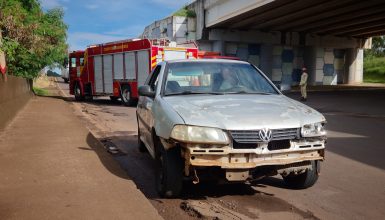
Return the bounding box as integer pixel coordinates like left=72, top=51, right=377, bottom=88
left=259, top=128, right=272, bottom=142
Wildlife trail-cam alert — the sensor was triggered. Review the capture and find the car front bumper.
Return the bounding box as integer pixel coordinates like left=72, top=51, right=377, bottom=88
left=183, top=140, right=325, bottom=169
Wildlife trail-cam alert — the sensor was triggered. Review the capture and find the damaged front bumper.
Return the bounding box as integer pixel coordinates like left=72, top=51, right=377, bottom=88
left=181, top=139, right=325, bottom=181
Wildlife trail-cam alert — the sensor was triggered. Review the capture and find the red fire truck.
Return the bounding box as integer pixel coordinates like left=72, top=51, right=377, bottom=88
left=69, top=39, right=198, bottom=105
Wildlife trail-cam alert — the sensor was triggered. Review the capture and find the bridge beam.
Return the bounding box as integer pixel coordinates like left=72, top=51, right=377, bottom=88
left=274, top=2, right=385, bottom=32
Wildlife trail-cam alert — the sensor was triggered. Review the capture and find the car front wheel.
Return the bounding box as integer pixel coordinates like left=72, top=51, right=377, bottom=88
left=156, top=144, right=183, bottom=198
left=282, top=160, right=320, bottom=189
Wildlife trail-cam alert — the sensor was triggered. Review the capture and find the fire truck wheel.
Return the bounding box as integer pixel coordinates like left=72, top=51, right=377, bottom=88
left=85, top=95, right=93, bottom=102
left=110, top=96, right=119, bottom=102
left=120, top=85, right=134, bottom=106
left=74, top=83, right=84, bottom=101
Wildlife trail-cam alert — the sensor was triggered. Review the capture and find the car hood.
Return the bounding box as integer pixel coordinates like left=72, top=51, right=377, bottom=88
left=163, top=94, right=325, bottom=130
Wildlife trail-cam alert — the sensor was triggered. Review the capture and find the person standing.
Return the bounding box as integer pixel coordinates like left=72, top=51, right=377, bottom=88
left=300, top=67, right=308, bottom=101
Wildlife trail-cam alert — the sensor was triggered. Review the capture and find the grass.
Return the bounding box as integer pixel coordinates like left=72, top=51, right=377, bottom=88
left=364, top=56, right=385, bottom=83
left=33, top=87, right=49, bottom=96
left=173, top=6, right=196, bottom=17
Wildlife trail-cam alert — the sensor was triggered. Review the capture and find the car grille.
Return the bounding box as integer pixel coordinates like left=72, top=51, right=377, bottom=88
left=229, top=128, right=300, bottom=143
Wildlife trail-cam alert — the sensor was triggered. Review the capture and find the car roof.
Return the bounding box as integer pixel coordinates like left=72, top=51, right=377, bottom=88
left=164, top=59, right=249, bottom=65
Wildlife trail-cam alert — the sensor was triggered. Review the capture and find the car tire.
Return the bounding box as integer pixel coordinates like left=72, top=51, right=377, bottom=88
left=282, top=160, right=320, bottom=189
left=156, top=144, right=183, bottom=198
left=74, top=83, right=84, bottom=101
left=120, top=84, right=135, bottom=106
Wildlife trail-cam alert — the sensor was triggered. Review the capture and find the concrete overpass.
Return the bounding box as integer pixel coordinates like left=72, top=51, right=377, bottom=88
left=205, top=0, right=385, bottom=38
left=142, top=0, right=385, bottom=86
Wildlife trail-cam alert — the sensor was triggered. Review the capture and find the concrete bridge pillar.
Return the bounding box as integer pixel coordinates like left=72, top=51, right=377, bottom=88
left=345, top=48, right=364, bottom=84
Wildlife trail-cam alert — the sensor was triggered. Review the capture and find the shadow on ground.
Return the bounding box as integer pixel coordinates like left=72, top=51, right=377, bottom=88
left=84, top=132, right=133, bottom=180
left=108, top=132, right=321, bottom=219
left=101, top=133, right=302, bottom=200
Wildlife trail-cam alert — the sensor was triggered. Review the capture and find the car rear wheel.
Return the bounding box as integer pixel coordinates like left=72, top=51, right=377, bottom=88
left=156, top=144, right=183, bottom=198
left=282, top=160, right=320, bottom=189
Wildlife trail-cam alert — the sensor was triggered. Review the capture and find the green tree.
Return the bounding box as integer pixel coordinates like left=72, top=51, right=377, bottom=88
left=365, top=36, right=385, bottom=58
left=0, top=0, right=68, bottom=79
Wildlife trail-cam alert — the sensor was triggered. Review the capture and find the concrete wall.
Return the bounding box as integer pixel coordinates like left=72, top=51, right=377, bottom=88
left=0, top=75, right=32, bottom=130
left=220, top=41, right=349, bottom=86
left=141, top=16, right=196, bottom=45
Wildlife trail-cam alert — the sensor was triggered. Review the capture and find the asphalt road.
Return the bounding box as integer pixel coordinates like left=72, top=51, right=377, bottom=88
left=58, top=78, right=385, bottom=220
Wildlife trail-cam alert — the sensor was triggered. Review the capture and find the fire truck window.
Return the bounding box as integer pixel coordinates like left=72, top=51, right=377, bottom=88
left=80, top=58, right=84, bottom=66
left=71, top=58, right=76, bottom=68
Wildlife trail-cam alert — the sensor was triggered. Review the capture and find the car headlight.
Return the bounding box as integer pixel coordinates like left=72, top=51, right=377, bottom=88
left=170, top=125, right=229, bottom=144
left=301, top=122, right=326, bottom=137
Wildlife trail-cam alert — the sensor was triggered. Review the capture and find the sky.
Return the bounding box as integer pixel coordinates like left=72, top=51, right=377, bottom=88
left=40, top=0, right=191, bottom=51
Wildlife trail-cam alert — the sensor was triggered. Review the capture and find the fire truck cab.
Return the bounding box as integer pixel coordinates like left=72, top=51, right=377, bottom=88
left=69, top=50, right=85, bottom=97
left=69, top=39, right=198, bottom=105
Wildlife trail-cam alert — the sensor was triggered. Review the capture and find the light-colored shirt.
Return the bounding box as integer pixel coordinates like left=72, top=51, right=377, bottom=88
left=300, top=72, right=308, bottom=86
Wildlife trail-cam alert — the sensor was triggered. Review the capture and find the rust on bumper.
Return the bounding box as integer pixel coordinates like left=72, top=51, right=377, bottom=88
left=187, top=150, right=324, bottom=169
left=183, top=141, right=325, bottom=169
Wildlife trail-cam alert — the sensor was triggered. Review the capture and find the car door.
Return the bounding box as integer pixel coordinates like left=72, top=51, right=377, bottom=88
left=137, top=65, right=162, bottom=157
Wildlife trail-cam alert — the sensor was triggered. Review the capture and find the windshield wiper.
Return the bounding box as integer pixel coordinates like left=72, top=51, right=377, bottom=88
left=165, top=91, right=224, bottom=96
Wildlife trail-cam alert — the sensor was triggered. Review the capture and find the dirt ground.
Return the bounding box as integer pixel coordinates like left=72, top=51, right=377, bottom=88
left=0, top=80, right=162, bottom=220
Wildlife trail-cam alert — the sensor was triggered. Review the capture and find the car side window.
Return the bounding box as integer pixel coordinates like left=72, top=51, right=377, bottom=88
left=148, top=65, right=162, bottom=91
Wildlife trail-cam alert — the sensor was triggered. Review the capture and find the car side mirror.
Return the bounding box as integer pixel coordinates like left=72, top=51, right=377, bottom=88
left=138, top=85, right=155, bottom=98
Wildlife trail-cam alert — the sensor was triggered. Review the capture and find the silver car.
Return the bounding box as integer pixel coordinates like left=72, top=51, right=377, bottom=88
left=137, top=59, right=326, bottom=197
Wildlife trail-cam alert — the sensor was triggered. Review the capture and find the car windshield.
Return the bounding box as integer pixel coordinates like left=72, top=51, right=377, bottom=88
left=163, top=61, right=278, bottom=96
